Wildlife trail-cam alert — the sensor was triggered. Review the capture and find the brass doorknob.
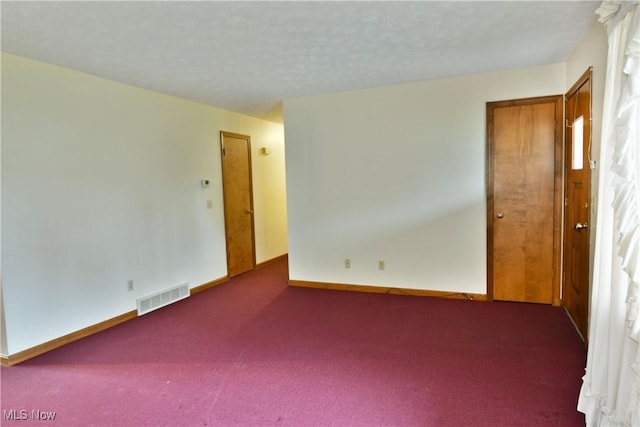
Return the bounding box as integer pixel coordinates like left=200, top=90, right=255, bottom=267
left=496, top=213, right=504, bottom=219
left=575, top=222, right=588, bottom=230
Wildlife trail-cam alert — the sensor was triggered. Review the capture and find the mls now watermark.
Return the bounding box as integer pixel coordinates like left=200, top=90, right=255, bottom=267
left=3, top=409, right=57, bottom=421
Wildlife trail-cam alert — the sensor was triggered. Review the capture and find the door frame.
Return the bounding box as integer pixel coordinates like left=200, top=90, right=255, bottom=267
left=486, top=95, right=564, bottom=306
left=562, top=67, right=593, bottom=340
left=220, top=131, right=256, bottom=277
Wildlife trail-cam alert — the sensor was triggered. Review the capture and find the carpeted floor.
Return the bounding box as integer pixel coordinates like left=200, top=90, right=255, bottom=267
left=1, top=257, right=586, bottom=426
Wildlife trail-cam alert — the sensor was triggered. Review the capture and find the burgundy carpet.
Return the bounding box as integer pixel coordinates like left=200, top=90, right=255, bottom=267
left=1, top=258, right=586, bottom=426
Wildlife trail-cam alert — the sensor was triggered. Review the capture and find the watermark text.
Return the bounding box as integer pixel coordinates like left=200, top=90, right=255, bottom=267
left=3, top=409, right=56, bottom=421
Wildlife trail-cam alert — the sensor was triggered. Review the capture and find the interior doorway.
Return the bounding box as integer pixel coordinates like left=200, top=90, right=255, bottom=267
left=220, top=131, right=256, bottom=277
left=563, top=68, right=593, bottom=341
left=486, top=96, right=563, bottom=305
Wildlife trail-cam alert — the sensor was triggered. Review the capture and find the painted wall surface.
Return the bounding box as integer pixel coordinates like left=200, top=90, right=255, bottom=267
left=1, top=53, right=287, bottom=355
left=284, top=63, right=566, bottom=294
left=567, top=19, right=607, bottom=156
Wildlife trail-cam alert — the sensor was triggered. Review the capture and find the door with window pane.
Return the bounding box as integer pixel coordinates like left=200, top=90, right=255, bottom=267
left=563, top=69, right=592, bottom=341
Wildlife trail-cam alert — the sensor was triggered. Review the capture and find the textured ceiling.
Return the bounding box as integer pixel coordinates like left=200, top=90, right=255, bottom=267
left=2, top=1, right=600, bottom=123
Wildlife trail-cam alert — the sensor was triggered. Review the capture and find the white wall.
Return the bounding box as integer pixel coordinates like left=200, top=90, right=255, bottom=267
left=1, top=53, right=287, bottom=355
left=284, top=63, right=566, bottom=294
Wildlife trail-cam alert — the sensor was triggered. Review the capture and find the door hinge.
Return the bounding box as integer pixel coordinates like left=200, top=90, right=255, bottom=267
left=222, top=148, right=226, bottom=155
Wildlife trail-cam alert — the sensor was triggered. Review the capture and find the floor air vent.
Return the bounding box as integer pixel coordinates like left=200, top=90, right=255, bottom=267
left=137, top=283, right=190, bottom=316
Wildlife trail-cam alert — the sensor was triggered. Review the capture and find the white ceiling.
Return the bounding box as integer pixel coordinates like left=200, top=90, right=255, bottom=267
left=2, top=1, right=600, bottom=123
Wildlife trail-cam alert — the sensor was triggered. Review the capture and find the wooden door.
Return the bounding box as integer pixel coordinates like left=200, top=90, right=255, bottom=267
left=487, top=96, right=563, bottom=304
left=563, top=69, right=592, bottom=340
left=220, top=131, right=255, bottom=277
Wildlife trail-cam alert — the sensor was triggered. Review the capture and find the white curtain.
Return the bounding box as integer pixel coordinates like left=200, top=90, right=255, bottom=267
left=577, top=2, right=640, bottom=426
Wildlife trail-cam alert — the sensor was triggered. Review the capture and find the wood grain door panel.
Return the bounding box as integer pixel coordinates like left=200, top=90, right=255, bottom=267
left=487, top=96, right=563, bottom=304
left=563, top=69, right=592, bottom=340
left=221, top=131, right=255, bottom=277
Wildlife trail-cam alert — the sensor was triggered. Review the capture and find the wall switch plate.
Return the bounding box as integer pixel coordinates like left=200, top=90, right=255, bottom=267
left=344, top=259, right=351, bottom=269
left=378, top=260, right=385, bottom=271
left=207, top=200, right=213, bottom=209
left=127, top=280, right=134, bottom=292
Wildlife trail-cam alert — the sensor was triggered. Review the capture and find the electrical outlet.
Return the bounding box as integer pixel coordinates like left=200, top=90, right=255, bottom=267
left=378, top=260, right=385, bottom=271
left=127, top=280, right=134, bottom=292
left=344, top=259, right=351, bottom=269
